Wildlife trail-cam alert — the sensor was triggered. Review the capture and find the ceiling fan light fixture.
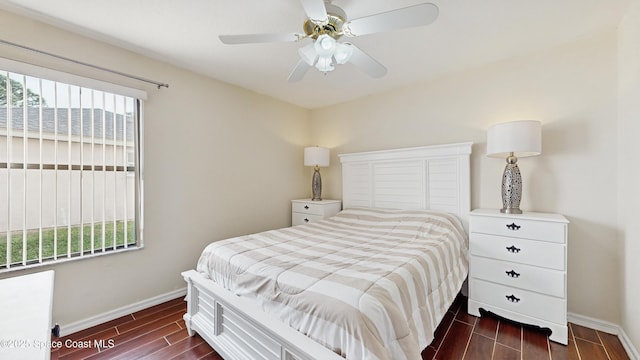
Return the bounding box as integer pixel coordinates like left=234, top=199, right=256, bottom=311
left=314, top=34, right=337, bottom=57
left=315, top=56, right=335, bottom=73
left=333, top=42, right=353, bottom=64
left=298, top=43, right=318, bottom=66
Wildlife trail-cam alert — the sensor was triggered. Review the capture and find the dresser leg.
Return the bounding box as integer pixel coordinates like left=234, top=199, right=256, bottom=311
left=549, top=324, right=568, bottom=345
left=467, top=299, right=482, bottom=317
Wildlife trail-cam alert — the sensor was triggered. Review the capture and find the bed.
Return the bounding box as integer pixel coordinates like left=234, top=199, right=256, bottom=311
left=182, top=142, right=473, bottom=360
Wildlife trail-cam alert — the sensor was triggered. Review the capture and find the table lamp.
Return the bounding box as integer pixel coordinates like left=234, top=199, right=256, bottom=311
left=487, top=120, right=541, bottom=214
left=304, top=146, right=330, bottom=201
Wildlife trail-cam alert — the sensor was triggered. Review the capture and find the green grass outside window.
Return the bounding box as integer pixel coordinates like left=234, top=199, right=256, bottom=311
left=0, top=221, right=135, bottom=267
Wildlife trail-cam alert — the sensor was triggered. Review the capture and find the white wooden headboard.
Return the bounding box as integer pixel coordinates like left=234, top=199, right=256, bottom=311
left=338, top=142, right=473, bottom=231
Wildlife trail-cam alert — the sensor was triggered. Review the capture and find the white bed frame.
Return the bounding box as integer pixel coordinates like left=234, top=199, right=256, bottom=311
left=182, top=142, right=473, bottom=360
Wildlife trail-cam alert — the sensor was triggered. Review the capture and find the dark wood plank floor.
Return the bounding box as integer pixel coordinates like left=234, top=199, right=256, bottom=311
left=51, top=295, right=630, bottom=360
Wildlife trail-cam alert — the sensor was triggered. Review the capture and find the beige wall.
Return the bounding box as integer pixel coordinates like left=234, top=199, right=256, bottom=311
left=311, top=31, right=622, bottom=325
left=0, top=9, right=311, bottom=326
left=619, top=0, right=640, bottom=352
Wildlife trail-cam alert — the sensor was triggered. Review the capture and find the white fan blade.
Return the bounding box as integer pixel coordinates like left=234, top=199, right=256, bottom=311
left=219, top=33, right=300, bottom=45
left=288, top=60, right=311, bottom=82
left=300, top=0, right=328, bottom=24
left=344, top=3, right=439, bottom=37
left=347, top=44, right=387, bottom=78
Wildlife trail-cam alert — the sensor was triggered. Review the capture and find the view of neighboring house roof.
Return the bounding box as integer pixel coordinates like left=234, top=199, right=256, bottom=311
left=0, top=107, right=133, bottom=140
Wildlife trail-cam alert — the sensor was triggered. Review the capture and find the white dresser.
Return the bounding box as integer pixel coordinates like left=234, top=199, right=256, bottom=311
left=291, top=199, right=342, bottom=226
left=0, top=270, right=55, bottom=360
left=467, top=209, right=569, bottom=344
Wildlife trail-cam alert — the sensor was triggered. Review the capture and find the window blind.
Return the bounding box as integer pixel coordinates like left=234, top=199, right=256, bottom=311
left=1, top=63, right=144, bottom=271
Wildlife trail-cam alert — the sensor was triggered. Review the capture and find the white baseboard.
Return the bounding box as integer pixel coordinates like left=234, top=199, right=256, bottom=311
left=58, top=287, right=187, bottom=337
left=568, top=312, right=620, bottom=334
left=619, top=330, right=640, bottom=360
left=568, top=312, right=639, bottom=360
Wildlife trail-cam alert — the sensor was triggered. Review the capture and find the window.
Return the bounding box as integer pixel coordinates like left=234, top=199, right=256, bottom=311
left=0, top=61, right=144, bottom=272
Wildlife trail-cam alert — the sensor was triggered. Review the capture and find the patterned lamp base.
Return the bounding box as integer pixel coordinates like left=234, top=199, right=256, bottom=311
left=312, top=166, right=323, bottom=201
left=501, top=155, right=523, bottom=214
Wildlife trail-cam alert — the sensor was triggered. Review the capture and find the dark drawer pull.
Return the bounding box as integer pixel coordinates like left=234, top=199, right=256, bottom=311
left=304, top=218, right=309, bottom=223
left=506, top=222, right=521, bottom=230
left=304, top=205, right=309, bottom=209
left=506, top=294, right=520, bottom=303
left=506, top=245, right=521, bottom=253
left=505, top=270, right=520, bottom=278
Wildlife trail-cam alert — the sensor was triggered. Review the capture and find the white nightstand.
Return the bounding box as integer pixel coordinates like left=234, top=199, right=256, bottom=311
left=467, top=209, right=569, bottom=344
left=291, top=199, right=342, bottom=226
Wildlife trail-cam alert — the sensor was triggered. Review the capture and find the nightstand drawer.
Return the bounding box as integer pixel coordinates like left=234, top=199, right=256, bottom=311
left=292, top=202, right=326, bottom=216
left=470, top=216, right=566, bottom=243
left=470, top=233, right=565, bottom=270
left=470, top=279, right=566, bottom=324
left=292, top=213, right=324, bottom=226
left=470, top=256, right=565, bottom=297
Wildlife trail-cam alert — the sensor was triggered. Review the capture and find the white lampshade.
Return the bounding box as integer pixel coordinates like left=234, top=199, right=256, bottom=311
left=487, top=120, right=542, bottom=158
left=315, top=56, right=335, bottom=72
left=304, top=146, right=330, bottom=167
left=334, top=43, right=353, bottom=64
left=314, top=34, right=337, bottom=57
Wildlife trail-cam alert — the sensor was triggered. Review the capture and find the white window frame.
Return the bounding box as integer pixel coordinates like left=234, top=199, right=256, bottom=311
left=0, top=57, right=145, bottom=272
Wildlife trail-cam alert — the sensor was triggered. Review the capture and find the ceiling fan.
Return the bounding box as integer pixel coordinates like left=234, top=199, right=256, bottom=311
left=218, top=0, right=439, bottom=82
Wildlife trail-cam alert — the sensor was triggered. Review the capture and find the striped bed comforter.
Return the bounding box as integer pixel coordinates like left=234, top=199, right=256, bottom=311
left=196, top=207, right=468, bottom=360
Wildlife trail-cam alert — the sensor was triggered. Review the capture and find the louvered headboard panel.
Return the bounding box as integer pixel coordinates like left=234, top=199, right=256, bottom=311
left=339, top=142, right=472, bottom=231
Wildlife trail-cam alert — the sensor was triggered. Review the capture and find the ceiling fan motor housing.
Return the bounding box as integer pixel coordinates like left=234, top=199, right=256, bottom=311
left=303, top=4, right=347, bottom=40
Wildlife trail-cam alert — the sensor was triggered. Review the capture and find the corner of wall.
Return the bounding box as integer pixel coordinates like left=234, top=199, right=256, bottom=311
left=617, top=0, right=640, bottom=354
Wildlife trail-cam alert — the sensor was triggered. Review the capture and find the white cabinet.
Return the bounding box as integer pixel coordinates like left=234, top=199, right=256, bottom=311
left=0, top=270, right=54, bottom=360
left=291, top=199, right=341, bottom=226
left=467, top=209, right=569, bottom=344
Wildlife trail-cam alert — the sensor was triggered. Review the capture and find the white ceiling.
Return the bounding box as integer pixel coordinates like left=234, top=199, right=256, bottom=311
left=0, top=0, right=630, bottom=109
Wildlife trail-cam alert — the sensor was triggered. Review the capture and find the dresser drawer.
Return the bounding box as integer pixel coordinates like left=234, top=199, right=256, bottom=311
left=470, top=256, right=565, bottom=297
left=292, top=213, right=325, bottom=226
left=292, top=201, right=327, bottom=216
left=470, top=279, right=566, bottom=324
left=470, top=216, right=566, bottom=244
left=470, top=233, right=565, bottom=270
